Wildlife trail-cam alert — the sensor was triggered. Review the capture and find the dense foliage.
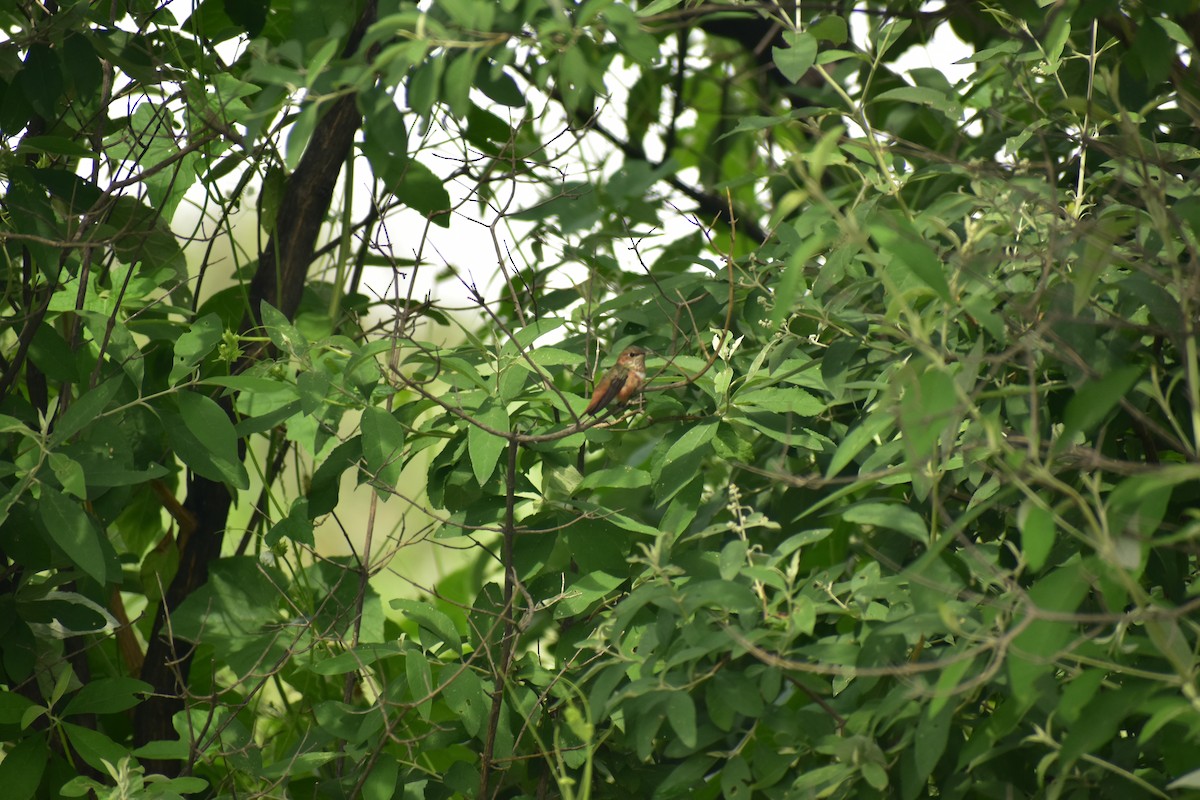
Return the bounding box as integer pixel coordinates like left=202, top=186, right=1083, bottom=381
left=2, top=0, right=1200, bottom=797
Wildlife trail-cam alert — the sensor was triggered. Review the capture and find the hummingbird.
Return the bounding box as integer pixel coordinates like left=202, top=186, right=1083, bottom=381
left=584, top=346, right=646, bottom=416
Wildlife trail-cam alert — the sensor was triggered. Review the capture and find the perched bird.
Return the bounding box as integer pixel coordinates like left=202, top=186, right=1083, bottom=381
left=584, top=346, right=646, bottom=416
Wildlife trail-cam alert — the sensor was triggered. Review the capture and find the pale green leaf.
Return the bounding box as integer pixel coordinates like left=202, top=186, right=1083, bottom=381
left=361, top=406, right=407, bottom=492
left=772, top=31, right=817, bottom=83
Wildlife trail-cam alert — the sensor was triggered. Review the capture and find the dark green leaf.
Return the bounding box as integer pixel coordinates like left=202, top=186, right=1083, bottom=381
left=1058, top=365, right=1142, bottom=451
left=391, top=160, right=451, bottom=227
left=19, top=45, right=63, bottom=119
left=224, top=0, right=267, bottom=36
left=39, top=488, right=109, bottom=585
left=163, top=391, right=249, bottom=490
left=265, top=498, right=314, bottom=547
left=842, top=503, right=927, bottom=542
left=52, top=376, right=124, bottom=446
left=0, top=735, right=48, bottom=800
left=62, top=678, right=151, bottom=717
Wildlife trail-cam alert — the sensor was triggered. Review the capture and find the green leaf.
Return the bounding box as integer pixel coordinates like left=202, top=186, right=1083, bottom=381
left=733, top=387, right=825, bottom=415
left=578, top=466, right=652, bottom=491
left=554, top=571, right=624, bottom=618
left=361, top=406, right=407, bottom=493
left=706, top=670, right=763, bottom=731
left=1039, top=5, right=1071, bottom=73
left=1008, top=563, right=1089, bottom=704
left=772, top=31, right=817, bottom=83
left=0, top=691, right=34, bottom=725
left=52, top=376, right=124, bottom=446
left=826, top=411, right=893, bottom=478
left=28, top=324, right=79, bottom=383
left=297, top=370, right=331, bottom=417
left=467, top=400, right=509, bottom=487
left=308, top=436, right=362, bottom=518
left=770, top=232, right=825, bottom=326
left=313, top=700, right=384, bottom=744
left=224, top=0, right=268, bottom=36
left=912, top=704, right=951, bottom=784
left=62, top=678, right=151, bottom=717
left=1018, top=500, right=1055, bottom=571
left=235, top=399, right=303, bottom=438
left=62, top=722, right=127, bottom=773
left=843, top=503, right=927, bottom=542
left=163, top=391, right=249, bottom=490
left=20, top=45, right=64, bottom=119
left=406, top=646, right=434, bottom=719
left=258, top=164, right=287, bottom=234
left=202, top=374, right=295, bottom=394
left=19, top=135, right=98, bottom=159
left=63, top=33, right=102, bottom=103
left=870, top=214, right=951, bottom=302
left=662, top=420, right=717, bottom=464
left=39, top=487, right=109, bottom=585
left=778, top=597, right=814, bottom=643
left=441, top=665, right=486, bottom=737
left=927, top=653, right=974, bottom=718
left=809, top=15, right=848, bottom=44
left=391, top=598, right=462, bottom=655
left=1058, top=365, right=1142, bottom=451
left=719, top=112, right=806, bottom=142
left=655, top=421, right=717, bottom=505
left=636, top=0, right=682, bottom=16
left=48, top=453, right=86, bottom=499
left=873, top=85, right=961, bottom=117
left=308, top=643, right=404, bottom=676
left=721, top=755, right=752, bottom=799
left=0, top=734, right=48, bottom=800
left=130, top=739, right=188, bottom=762
left=443, top=50, right=475, bottom=118
left=719, top=539, right=748, bottom=580
left=260, top=301, right=308, bottom=355
left=666, top=691, right=697, bottom=748
left=363, top=755, right=401, bottom=800
left=265, top=498, right=314, bottom=547
left=1059, top=684, right=1156, bottom=768
left=362, top=86, right=410, bottom=173
left=169, top=313, right=223, bottom=384
left=392, top=160, right=451, bottom=227
left=557, top=44, right=592, bottom=112
left=899, top=364, right=959, bottom=466
left=680, top=579, right=759, bottom=616
left=475, top=64, right=523, bottom=107
left=171, top=557, right=281, bottom=645
left=24, top=591, right=118, bottom=637
left=285, top=102, right=318, bottom=170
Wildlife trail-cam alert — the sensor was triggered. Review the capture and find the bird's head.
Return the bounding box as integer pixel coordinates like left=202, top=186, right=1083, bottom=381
left=617, top=346, right=646, bottom=367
